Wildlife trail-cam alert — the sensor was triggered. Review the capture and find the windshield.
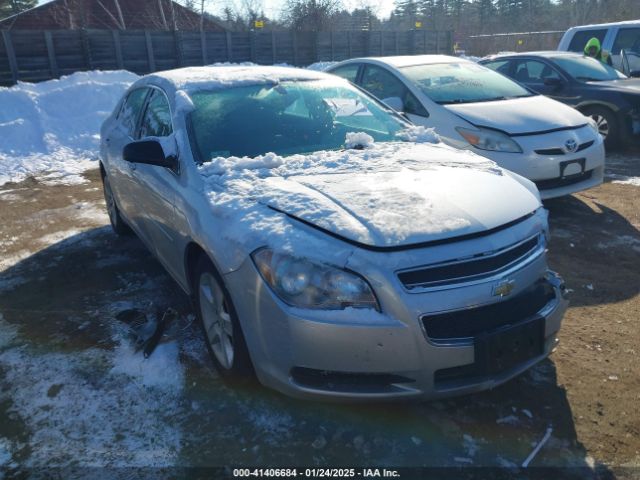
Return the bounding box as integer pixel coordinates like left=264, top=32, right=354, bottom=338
left=188, top=79, right=408, bottom=160
left=401, top=62, right=533, bottom=105
left=551, top=55, right=626, bottom=81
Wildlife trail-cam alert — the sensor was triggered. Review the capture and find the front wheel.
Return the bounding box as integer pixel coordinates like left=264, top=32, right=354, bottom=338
left=194, top=257, right=253, bottom=379
left=102, top=174, right=131, bottom=236
left=582, top=106, right=619, bottom=149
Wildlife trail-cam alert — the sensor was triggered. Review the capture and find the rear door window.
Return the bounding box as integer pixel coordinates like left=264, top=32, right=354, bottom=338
left=568, top=29, right=608, bottom=53
left=361, top=64, right=429, bottom=117
left=118, top=88, right=149, bottom=137
left=612, top=28, right=640, bottom=54
left=482, top=60, right=512, bottom=76
left=513, top=60, right=561, bottom=83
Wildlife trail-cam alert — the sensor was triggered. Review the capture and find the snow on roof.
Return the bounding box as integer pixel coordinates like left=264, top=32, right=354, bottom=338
left=138, top=65, right=334, bottom=95
left=345, top=55, right=468, bottom=68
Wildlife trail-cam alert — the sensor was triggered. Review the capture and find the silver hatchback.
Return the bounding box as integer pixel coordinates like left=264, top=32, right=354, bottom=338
left=100, top=66, right=568, bottom=401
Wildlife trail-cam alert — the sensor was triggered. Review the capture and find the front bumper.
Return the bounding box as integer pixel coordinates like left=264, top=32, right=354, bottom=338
left=224, top=256, right=569, bottom=401
left=472, top=127, right=605, bottom=199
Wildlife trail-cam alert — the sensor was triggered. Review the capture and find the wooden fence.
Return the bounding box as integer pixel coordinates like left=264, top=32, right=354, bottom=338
left=0, top=28, right=453, bottom=85
left=466, top=31, right=565, bottom=57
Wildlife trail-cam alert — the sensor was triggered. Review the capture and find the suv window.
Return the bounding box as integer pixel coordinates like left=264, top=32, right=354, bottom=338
left=330, top=64, right=360, bottom=83
left=612, top=28, right=640, bottom=54
left=513, top=60, right=561, bottom=83
left=568, top=29, right=608, bottom=53
left=118, top=88, right=149, bottom=137
left=361, top=64, right=429, bottom=117
left=139, top=89, right=173, bottom=138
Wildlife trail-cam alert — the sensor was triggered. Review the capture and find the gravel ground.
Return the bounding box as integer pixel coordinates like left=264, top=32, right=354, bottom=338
left=0, top=151, right=638, bottom=478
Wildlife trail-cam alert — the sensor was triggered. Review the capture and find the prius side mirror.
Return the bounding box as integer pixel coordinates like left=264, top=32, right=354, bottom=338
left=123, top=140, right=179, bottom=173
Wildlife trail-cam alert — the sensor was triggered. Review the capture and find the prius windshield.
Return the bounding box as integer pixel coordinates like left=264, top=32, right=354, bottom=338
left=401, top=62, right=533, bottom=105
left=188, top=79, right=408, bottom=160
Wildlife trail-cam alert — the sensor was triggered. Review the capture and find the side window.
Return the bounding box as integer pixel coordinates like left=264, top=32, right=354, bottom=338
left=568, top=29, right=608, bottom=53
left=139, top=89, right=173, bottom=139
left=330, top=64, right=360, bottom=83
left=612, top=28, right=640, bottom=54
left=513, top=60, right=560, bottom=83
left=118, top=88, right=149, bottom=137
left=361, top=65, right=428, bottom=117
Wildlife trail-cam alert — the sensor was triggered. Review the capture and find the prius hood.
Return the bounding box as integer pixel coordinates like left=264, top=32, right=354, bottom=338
left=446, top=95, right=589, bottom=135
left=263, top=165, right=541, bottom=248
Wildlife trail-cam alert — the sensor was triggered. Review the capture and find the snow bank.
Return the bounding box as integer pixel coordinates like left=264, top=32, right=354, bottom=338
left=0, top=70, right=139, bottom=186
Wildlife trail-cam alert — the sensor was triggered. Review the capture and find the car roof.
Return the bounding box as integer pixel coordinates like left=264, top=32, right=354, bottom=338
left=481, top=51, right=583, bottom=61
left=565, top=19, right=640, bottom=31
left=337, top=55, right=471, bottom=68
left=131, top=65, right=335, bottom=98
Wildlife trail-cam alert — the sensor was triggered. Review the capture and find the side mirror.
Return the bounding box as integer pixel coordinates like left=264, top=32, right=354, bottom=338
left=382, top=96, right=404, bottom=112
left=123, top=140, right=179, bottom=172
left=543, top=77, right=564, bottom=87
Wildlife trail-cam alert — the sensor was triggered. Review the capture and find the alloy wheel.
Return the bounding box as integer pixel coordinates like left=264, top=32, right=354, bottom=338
left=199, top=272, right=235, bottom=369
left=590, top=114, right=609, bottom=139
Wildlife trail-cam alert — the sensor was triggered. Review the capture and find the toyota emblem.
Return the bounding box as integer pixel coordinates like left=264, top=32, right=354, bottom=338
left=564, top=139, right=578, bottom=153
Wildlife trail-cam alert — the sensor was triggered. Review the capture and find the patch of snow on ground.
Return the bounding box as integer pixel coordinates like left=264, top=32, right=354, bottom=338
left=0, top=437, right=12, bottom=467
left=609, top=175, right=640, bottom=187
left=0, top=70, right=139, bottom=186
left=0, top=340, right=184, bottom=467
left=596, top=235, right=640, bottom=253
left=110, top=339, right=184, bottom=390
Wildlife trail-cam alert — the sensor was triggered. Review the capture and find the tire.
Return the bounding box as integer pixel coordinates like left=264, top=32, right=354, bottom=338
left=582, top=106, right=619, bottom=149
left=102, top=174, right=132, bottom=236
left=194, top=256, right=253, bottom=379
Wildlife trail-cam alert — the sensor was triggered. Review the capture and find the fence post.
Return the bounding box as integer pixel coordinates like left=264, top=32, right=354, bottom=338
left=292, top=31, right=298, bottom=66
left=380, top=31, right=384, bottom=56
left=112, top=30, right=124, bottom=69
left=330, top=31, right=334, bottom=61
left=347, top=31, right=352, bottom=57
left=225, top=31, right=232, bottom=62
left=271, top=31, right=277, bottom=64
left=423, top=30, right=427, bottom=54
left=249, top=31, right=256, bottom=63
left=394, top=31, right=399, bottom=54
left=145, top=31, right=156, bottom=72
left=81, top=29, right=92, bottom=71
left=1, top=30, right=18, bottom=84
left=200, top=30, right=207, bottom=65
left=435, top=31, right=440, bottom=53
left=44, top=31, right=59, bottom=78
left=174, top=30, right=183, bottom=67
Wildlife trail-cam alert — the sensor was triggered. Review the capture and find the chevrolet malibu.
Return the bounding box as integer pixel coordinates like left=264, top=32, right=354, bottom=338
left=100, top=66, right=568, bottom=401
left=327, top=55, right=606, bottom=199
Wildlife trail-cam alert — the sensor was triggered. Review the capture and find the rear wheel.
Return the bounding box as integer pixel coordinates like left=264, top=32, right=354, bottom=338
left=582, top=106, right=619, bottom=149
left=194, top=256, right=253, bottom=379
left=102, top=174, right=131, bottom=236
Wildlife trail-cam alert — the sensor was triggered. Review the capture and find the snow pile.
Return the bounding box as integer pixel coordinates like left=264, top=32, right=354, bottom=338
left=345, top=131, right=375, bottom=149
left=0, top=70, right=138, bottom=186
left=396, top=125, right=440, bottom=143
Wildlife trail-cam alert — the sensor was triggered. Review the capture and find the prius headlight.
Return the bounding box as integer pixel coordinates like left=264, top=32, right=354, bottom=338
left=456, top=127, right=523, bottom=153
left=252, top=248, right=379, bottom=310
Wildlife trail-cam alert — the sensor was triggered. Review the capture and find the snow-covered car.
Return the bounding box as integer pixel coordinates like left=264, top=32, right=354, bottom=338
left=327, top=55, right=606, bottom=199
left=100, top=66, right=568, bottom=401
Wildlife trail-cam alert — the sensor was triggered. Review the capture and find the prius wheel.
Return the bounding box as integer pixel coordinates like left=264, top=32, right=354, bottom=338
left=194, top=257, right=253, bottom=379
left=102, top=175, right=131, bottom=236
left=583, top=106, right=618, bottom=148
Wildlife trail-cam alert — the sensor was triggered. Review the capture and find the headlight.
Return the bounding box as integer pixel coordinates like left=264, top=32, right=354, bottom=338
left=586, top=117, right=599, bottom=134
left=252, top=248, right=379, bottom=310
left=456, top=127, right=523, bottom=153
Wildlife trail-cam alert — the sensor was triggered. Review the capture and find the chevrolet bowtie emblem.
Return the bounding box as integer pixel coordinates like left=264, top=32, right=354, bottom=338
left=493, top=279, right=516, bottom=297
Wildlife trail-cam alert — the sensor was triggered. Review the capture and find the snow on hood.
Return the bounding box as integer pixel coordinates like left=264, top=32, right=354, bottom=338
left=446, top=95, right=589, bottom=135
left=198, top=138, right=541, bottom=253
left=592, top=78, right=640, bottom=93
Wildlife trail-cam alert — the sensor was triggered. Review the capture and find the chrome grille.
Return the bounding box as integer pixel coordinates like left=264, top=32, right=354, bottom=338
left=397, top=235, right=543, bottom=290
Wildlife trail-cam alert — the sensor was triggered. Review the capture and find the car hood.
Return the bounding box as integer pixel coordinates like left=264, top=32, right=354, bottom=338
left=445, top=95, right=588, bottom=135
left=262, top=165, right=540, bottom=248
left=589, top=78, right=640, bottom=93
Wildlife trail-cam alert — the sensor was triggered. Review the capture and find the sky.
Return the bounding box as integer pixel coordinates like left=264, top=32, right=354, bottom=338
left=38, top=0, right=398, bottom=23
